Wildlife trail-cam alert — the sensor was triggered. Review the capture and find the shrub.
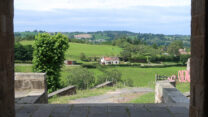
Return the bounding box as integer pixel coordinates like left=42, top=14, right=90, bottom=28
left=149, top=55, right=180, bottom=62
left=15, top=43, right=33, bottom=62
left=130, top=55, right=147, bottom=63
left=123, top=78, right=134, bottom=87
left=180, top=54, right=191, bottom=65
left=81, top=63, right=97, bottom=68
left=80, top=53, right=88, bottom=61
left=33, top=33, right=69, bottom=92
left=66, top=68, right=95, bottom=89
left=97, top=69, right=122, bottom=84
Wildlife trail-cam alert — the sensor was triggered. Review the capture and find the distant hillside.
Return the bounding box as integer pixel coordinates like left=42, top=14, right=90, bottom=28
left=63, top=31, right=190, bottom=47
left=15, top=30, right=190, bottom=47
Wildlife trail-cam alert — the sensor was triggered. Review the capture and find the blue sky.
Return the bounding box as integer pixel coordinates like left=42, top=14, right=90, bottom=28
left=14, top=0, right=191, bottom=35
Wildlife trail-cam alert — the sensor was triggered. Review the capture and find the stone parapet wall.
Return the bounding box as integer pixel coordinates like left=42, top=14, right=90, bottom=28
left=15, top=73, right=47, bottom=90
left=15, top=73, right=48, bottom=104
left=155, top=80, right=189, bottom=104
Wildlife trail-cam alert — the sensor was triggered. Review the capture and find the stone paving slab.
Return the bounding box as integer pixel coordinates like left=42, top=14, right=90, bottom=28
left=15, top=104, right=189, bottom=117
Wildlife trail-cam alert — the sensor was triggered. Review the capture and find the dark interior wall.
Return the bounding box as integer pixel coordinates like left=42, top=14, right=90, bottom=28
left=190, top=0, right=207, bottom=117
left=0, top=0, right=14, bottom=117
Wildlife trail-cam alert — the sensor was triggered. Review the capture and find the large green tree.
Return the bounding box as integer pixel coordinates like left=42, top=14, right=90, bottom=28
left=33, top=33, right=69, bottom=92
left=167, top=40, right=184, bottom=56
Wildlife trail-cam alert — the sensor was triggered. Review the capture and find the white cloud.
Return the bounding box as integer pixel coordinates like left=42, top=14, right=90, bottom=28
left=15, top=0, right=190, bottom=11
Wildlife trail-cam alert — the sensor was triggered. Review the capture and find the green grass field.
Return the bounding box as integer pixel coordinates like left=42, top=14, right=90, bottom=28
left=176, top=82, right=190, bottom=93
left=15, top=65, right=33, bottom=72
left=18, top=40, right=122, bottom=62
left=88, top=66, right=186, bottom=88
left=128, top=92, right=155, bottom=103
left=65, top=43, right=122, bottom=61
left=19, top=40, right=34, bottom=45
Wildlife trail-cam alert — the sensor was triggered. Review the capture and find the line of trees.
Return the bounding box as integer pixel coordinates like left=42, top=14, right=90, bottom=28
left=116, top=37, right=190, bottom=64
left=15, top=43, right=33, bottom=62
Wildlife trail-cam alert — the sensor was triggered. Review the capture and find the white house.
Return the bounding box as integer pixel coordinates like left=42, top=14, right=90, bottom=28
left=100, top=57, right=120, bottom=65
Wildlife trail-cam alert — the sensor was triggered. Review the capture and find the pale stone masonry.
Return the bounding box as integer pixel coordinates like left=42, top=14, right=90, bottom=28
left=155, top=81, right=189, bottom=104
left=15, top=73, right=48, bottom=104
left=15, top=104, right=189, bottom=117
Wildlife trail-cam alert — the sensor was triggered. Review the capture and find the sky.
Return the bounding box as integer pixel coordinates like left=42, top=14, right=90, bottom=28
left=14, top=0, right=191, bottom=35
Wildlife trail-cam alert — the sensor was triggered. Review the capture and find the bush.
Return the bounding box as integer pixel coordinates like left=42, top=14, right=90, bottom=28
left=180, top=55, right=191, bottom=65
left=97, top=69, right=122, bottom=84
left=149, top=55, right=180, bottom=62
left=80, top=53, right=88, bottom=61
left=66, top=68, right=95, bottom=89
left=81, top=63, right=97, bottom=68
left=140, top=63, right=183, bottom=68
left=15, top=43, right=33, bottom=62
left=108, top=63, right=141, bottom=67
left=123, top=78, right=134, bottom=87
left=130, top=55, right=147, bottom=63
left=33, top=33, right=69, bottom=93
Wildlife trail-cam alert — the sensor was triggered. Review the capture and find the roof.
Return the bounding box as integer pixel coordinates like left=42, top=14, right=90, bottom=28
left=178, top=49, right=190, bottom=55
left=103, top=57, right=119, bottom=61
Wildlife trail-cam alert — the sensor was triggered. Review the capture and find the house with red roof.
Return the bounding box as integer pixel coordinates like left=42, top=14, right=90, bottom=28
left=100, top=57, right=120, bottom=65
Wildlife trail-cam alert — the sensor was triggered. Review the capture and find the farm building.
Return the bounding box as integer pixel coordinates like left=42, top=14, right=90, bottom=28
left=178, top=48, right=190, bottom=55
left=64, top=60, right=76, bottom=65
left=100, top=57, right=120, bottom=65
left=74, top=34, right=92, bottom=39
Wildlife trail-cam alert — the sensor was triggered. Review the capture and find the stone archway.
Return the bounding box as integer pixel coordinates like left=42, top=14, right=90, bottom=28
left=0, top=0, right=207, bottom=117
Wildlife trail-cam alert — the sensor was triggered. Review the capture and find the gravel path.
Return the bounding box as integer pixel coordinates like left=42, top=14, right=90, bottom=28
left=70, top=87, right=153, bottom=104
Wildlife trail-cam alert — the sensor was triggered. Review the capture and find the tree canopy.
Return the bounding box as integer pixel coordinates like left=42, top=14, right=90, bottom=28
left=33, top=33, right=69, bottom=92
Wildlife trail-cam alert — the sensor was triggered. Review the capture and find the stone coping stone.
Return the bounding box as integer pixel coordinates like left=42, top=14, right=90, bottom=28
left=92, top=81, right=113, bottom=89
left=48, top=86, right=76, bottom=98
left=15, top=73, right=46, bottom=80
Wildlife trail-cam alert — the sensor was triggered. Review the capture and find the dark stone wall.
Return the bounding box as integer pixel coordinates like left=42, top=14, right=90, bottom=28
left=190, top=0, right=207, bottom=117
left=0, top=0, right=14, bottom=117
